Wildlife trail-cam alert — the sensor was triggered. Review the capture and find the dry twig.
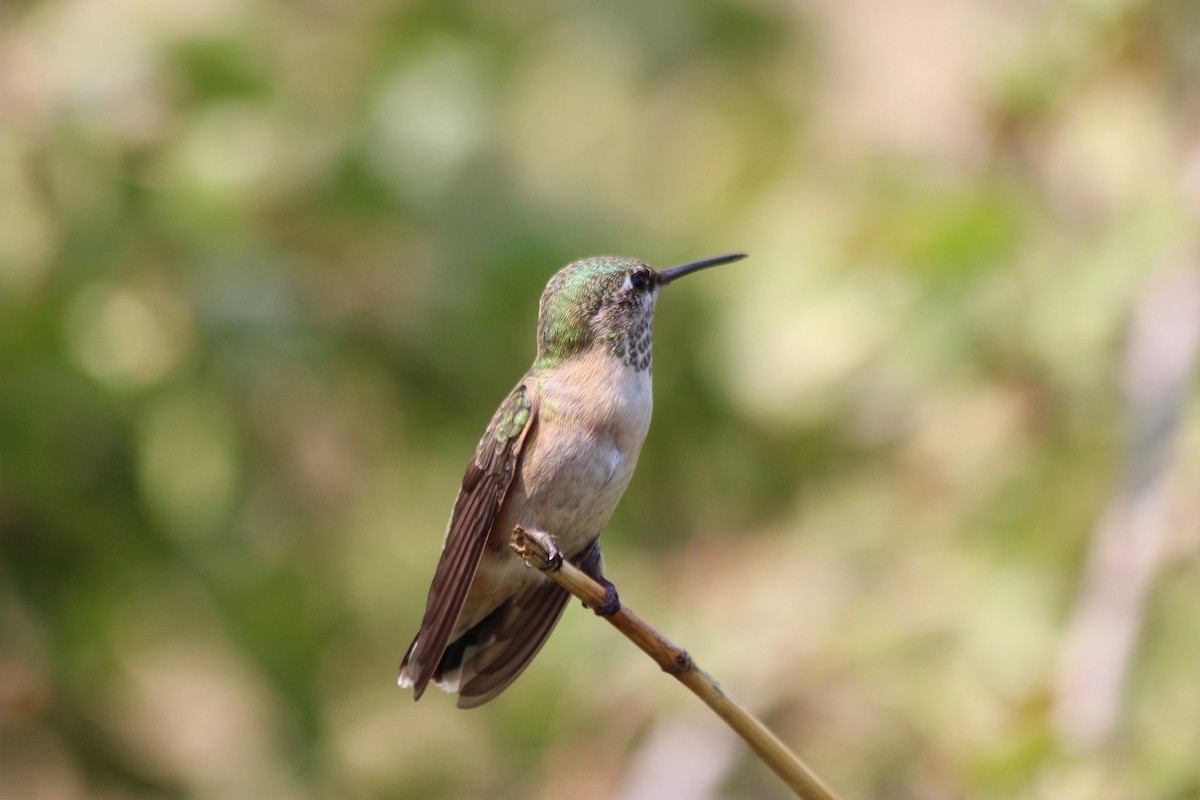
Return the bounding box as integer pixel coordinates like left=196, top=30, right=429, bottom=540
left=510, top=526, right=842, bottom=800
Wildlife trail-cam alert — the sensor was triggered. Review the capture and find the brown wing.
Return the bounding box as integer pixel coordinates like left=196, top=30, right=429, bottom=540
left=399, top=384, right=536, bottom=699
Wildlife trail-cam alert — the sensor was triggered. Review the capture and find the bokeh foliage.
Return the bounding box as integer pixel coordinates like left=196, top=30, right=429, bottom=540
left=2, top=0, right=1199, bottom=798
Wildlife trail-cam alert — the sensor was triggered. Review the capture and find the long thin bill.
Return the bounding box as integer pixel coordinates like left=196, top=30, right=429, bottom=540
left=658, top=253, right=747, bottom=284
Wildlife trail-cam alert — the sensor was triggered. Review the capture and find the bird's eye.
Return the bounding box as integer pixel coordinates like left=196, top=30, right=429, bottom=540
left=629, top=271, right=650, bottom=292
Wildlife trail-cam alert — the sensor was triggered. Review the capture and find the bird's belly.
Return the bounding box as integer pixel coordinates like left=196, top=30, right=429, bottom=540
left=522, top=434, right=638, bottom=553
left=468, top=429, right=641, bottom=627
left=506, top=359, right=653, bottom=555
left=464, top=363, right=651, bottom=635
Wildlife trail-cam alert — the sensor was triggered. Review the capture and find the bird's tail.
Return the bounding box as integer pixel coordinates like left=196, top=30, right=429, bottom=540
left=398, top=578, right=570, bottom=708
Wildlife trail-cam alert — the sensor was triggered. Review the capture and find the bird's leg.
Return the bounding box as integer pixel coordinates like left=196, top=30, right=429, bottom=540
left=575, top=538, right=621, bottom=617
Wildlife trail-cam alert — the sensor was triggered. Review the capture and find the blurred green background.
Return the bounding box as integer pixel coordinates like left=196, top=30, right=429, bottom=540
left=2, top=0, right=1200, bottom=798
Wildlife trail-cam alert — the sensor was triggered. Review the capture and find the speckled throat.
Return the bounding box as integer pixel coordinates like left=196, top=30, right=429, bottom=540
left=603, top=315, right=653, bottom=372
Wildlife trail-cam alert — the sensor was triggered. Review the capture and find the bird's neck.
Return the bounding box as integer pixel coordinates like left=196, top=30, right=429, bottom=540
left=530, top=347, right=654, bottom=437
left=535, top=326, right=652, bottom=374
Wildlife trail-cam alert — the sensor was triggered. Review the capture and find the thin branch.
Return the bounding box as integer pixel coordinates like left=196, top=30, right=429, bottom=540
left=510, top=526, right=842, bottom=800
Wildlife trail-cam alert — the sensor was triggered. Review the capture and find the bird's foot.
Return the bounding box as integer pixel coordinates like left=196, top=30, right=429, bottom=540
left=575, top=539, right=621, bottom=616
left=516, top=527, right=563, bottom=572
left=585, top=578, right=621, bottom=617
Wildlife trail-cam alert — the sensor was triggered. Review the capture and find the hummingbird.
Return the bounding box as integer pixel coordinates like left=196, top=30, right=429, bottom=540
left=398, top=252, right=746, bottom=708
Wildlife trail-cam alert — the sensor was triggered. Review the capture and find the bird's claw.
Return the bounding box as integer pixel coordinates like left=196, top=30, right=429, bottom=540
left=585, top=580, right=621, bottom=617
left=518, top=527, right=563, bottom=572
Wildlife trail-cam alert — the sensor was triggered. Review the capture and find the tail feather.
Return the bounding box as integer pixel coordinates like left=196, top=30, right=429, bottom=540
left=455, top=579, right=570, bottom=708
left=398, top=577, right=571, bottom=708
left=397, top=639, right=424, bottom=695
